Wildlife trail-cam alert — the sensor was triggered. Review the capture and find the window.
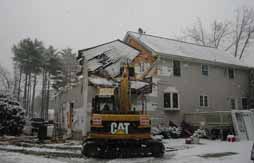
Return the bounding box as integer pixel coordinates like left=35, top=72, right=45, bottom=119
left=204, top=96, right=208, bottom=107
left=173, top=60, right=181, bottom=76
left=173, top=93, right=179, bottom=108
left=140, top=63, right=145, bottom=72
left=228, top=68, right=234, bottom=79
left=242, top=98, right=248, bottom=109
left=200, top=95, right=208, bottom=107
left=164, top=93, right=171, bottom=108
left=164, top=92, right=179, bottom=109
left=230, top=98, right=236, bottom=110
left=201, top=64, right=208, bottom=76
left=200, top=96, right=203, bottom=107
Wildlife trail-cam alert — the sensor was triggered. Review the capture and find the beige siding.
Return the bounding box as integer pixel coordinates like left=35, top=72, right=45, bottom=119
left=149, top=56, right=249, bottom=125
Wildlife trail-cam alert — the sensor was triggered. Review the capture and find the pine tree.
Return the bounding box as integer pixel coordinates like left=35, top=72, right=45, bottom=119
left=12, top=38, right=44, bottom=118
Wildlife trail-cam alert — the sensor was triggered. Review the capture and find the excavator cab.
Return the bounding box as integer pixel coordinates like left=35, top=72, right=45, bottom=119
left=92, top=87, right=116, bottom=114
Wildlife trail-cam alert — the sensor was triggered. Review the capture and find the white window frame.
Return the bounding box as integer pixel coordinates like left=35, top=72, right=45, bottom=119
left=201, top=64, right=208, bottom=76
left=200, top=95, right=209, bottom=107
left=163, top=87, right=180, bottom=110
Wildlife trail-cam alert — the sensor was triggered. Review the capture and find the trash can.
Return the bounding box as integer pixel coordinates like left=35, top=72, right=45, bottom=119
left=38, top=124, right=47, bottom=141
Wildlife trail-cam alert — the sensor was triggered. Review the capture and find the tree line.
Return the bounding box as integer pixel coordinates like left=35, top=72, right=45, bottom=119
left=12, top=38, right=78, bottom=120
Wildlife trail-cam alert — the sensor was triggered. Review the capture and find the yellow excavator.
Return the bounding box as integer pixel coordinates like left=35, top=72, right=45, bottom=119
left=81, top=64, right=164, bottom=158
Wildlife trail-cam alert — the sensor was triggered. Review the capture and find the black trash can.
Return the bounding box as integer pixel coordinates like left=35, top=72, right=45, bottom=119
left=38, top=124, right=47, bottom=141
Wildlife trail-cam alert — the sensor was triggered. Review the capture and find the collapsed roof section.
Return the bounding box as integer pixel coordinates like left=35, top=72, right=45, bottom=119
left=88, top=75, right=151, bottom=92
left=79, top=40, right=152, bottom=93
left=79, top=40, right=140, bottom=77
left=89, top=75, right=115, bottom=87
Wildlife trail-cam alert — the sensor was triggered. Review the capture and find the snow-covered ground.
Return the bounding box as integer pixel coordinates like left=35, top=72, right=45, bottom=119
left=0, top=139, right=253, bottom=163
left=0, top=151, right=65, bottom=163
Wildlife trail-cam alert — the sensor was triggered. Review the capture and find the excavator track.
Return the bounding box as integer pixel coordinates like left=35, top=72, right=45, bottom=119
left=81, top=139, right=165, bottom=158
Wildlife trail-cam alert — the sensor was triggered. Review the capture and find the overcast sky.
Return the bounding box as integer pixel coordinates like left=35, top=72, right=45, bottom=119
left=1, top=0, right=254, bottom=72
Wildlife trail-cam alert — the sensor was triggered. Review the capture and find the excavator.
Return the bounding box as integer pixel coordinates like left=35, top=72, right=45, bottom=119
left=81, top=64, right=165, bottom=158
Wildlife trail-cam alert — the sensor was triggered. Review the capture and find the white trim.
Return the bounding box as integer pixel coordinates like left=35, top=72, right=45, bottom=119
left=163, top=91, right=180, bottom=111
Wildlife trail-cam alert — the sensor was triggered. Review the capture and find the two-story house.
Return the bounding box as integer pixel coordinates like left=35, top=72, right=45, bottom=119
left=124, top=31, right=252, bottom=125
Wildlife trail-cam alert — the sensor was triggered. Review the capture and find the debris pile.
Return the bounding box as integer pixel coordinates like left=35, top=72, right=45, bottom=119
left=151, top=126, right=182, bottom=139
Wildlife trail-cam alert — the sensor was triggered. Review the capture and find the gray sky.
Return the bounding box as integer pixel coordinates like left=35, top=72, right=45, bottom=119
left=1, top=0, right=254, bottom=72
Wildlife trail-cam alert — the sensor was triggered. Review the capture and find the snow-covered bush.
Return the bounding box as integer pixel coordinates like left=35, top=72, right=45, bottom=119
left=192, top=129, right=207, bottom=138
left=168, top=127, right=182, bottom=138
left=0, top=94, right=25, bottom=136
left=151, top=126, right=182, bottom=139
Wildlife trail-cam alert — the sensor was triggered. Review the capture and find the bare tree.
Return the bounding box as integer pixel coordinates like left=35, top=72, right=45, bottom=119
left=231, top=7, right=254, bottom=59
left=209, top=21, right=231, bottom=48
left=180, top=7, right=254, bottom=59
left=0, top=64, right=12, bottom=91
left=182, top=18, right=231, bottom=48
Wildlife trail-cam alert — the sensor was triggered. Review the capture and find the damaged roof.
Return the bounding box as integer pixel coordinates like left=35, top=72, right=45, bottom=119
left=89, top=76, right=115, bottom=87
left=89, top=75, right=150, bottom=90
left=79, top=40, right=140, bottom=77
left=125, top=31, right=250, bottom=68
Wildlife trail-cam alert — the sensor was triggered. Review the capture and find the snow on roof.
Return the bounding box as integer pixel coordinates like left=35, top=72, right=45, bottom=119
left=79, top=40, right=140, bottom=76
left=130, top=80, right=149, bottom=89
left=127, top=32, right=250, bottom=68
left=89, top=76, right=115, bottom=86
left=88, top=76, right=149, bottom=90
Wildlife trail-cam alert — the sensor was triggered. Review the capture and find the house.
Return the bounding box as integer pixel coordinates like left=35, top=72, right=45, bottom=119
left=124, top=31, right=252, bottom=125
left=53, top=32, right=253, bottom=138
left=53, top=40, right=147, bottom=137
